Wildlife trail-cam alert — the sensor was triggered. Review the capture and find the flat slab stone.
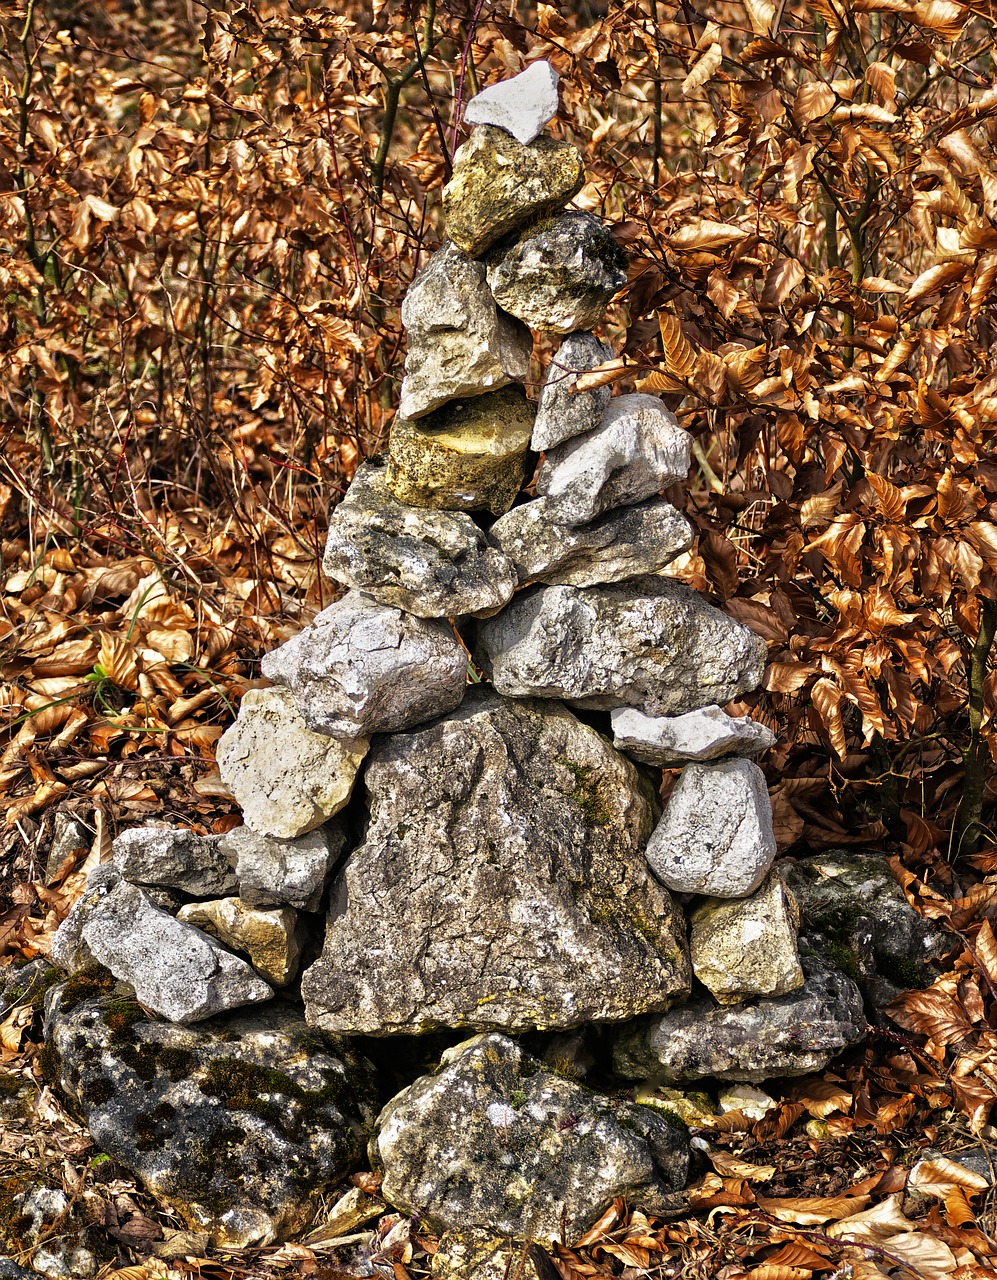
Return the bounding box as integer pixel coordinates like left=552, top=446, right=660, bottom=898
left=323, top=459, right=516, bottom=618
left=532, top=332, right=614, bottom=451
left=112, top=826, right=237, bottom=898
left=177, top=898, right=302, bottom=987
left=612, top=704, right=776, bottom=765
left=220, top=823, right=344, bottom=912
left=302, top=690, right=689, bottom=1035
left=463, top=61, right=559, bottom=145
left=478, top=577, right=768, bottom=716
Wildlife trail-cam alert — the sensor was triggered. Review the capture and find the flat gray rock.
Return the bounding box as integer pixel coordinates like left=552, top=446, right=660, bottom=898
left=463, top=61, right=559, bottom=145
left=532, top=331, right=614, bottom=451
left=375, top=1033, right=689, bottom=1241
left=112, top=826, right=237, bottom=898
left=261, top=591, right=467, bottom=739
left=323, top=458, right=516, bottom=618
left=302, top=690, right=689, bottom=1035
left=399, top=242, right=532, bottom=420
left=612, top=704, right=776, bottom=765
left=220, top=823, right=344, bottom=912
left=478, top=577, right=768, bottom=716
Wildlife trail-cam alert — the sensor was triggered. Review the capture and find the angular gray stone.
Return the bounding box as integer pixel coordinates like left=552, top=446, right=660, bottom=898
left=489, top=496, right=692, bottom=587
left=112, top=825, right=237, bottom=898
left=302, top=690, right=689, bottom=1036
left=176, top=898, right=303, bottom=987
left=614, top=970, right=867, bottom=1083
left=51, top=865, right=272, bottom=1023
left=399, top=242, right=532, bottom=420
left=478, top=577, right=768, bottom=716
left=532, top=332, right=614, bottom=451
left=486, top=213, right=628, bottom=334
left=220, top=823, right=344, bottom=912
left=43, top=811, right=92, bottom=886
left=612, top=704, right=776, bottom=766
left=463, top=61, right=559, bottom=145
left=323, top=458, right=516, bottom=619
left=536, top=394, right=691, bottom=523
left=261, top=591, right=467, bottom=739
left=645, top=759, right=777, bottom=898
left=375, top=1034, right=689, bottom=1241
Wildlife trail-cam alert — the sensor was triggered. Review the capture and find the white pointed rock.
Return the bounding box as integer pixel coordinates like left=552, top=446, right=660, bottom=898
left=463, top=61, right=559, bottom=146
left=612, top=705, right=776, bottom=766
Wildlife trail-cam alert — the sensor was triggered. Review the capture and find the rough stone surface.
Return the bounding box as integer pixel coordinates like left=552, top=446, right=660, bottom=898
left=51, top=865, right=272, bottom=1023
left=261, top=592, right=467, bottom=739
left=43, top=982, right=376, bottom=1248
left=43, top=811, right=92, bottom=886
left=532, top=332, right=614, bottom=451
left=490, top=496, right=692, bottom=588
left=443, top=127, right=584, bottom=258
left=399, top=242, right=532, bottom=420
left=645, top=759, right=777, bottom=898
left=612, top=704, right=776, bottom=766
left=432, top=1228, right=549, bottom=1280
left=614, top=970, right=868, bottom=1083
left=375, top=1034, right=689, bottom=1240
left=462, top=60, right=559, bottom=145
left=220, top=823, right=344, bottom=912
left=112, top=826, right=237, bottom=898
left=486, top=213, right=627, bottom=334
left=177, top=898, right=302, bottom=987
left=216, top=688, right=367, bottom=840
left=387, top=386, right=534, bottom=516
left=302, top=690, right=689, bottom=1035
left=478, top=577, right=769, bottom=716
left=323, top=459, right=516, bottom=618
left=690, top=873, right=804, bottom=1006
left=7, top=1185, right=98, bottom=1278
left=536, top=394, right=691, bottom=524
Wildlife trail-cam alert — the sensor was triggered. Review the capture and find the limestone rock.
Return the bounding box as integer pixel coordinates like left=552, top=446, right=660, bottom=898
left=302, top=690, right=690, bottom=1036
left=43, top=811, right=92, bottom=886
left=43, top=982, right=376, bottom=1248
left=220, top=823, right=344, bottom=912
left=374, top=1034, right=689, bottom=1240
left=433, top=1228, right=549, bottom=1280
left=462, top=61, right=559, bottom=145
left=536, top=394, right=690, bottom=524
left=614, top=970, right=867, bottom=1083
left=387, top=386, right=534, bottom=516
left=323, top=459, right=516, bottom=618
left=261, top=592, right=467, bottom=739
left=112, top=826, right=237, bottom=898
left=443, top=127, right=584, bottom=257
left=6, top=1185, right=98, bottom=1278
left=51, top=865, right=272, bottom=1023
left=532, top=331, right=614, bottom=451
left=645, top=759, right=777, bottom=898
left=690, top=873, right=804, bottom=1005
left=399, top=242, right=532, bottom=420
left=612, top=704, right=776, bottom=766
left=490, top=496, right=692, bottom=587
left=486, top=213, right=627, bottom=334
left=216, top=687, right=367, bottom=840
left=478, top=577, right=768, bottom=716
left=177, top=898, right=302, bottom=987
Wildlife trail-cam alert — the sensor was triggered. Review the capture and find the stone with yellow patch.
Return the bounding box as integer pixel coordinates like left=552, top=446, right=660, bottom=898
left=177, top=898, right=303, bottom=987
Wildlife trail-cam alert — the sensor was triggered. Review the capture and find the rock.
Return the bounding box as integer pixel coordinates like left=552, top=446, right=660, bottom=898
left=150, top=1230, right=211, bottom=1262
left=478, top=577, right=768, bottom=716
left=387, top=386, right=534, bottom=516
left=443, top=127, right=584, bottom=258
left=536, top=394, right=690, bottom=524
left=0, top=1261, right=40, bottom=1279
left=462, top=60, right=559, bottom=145
left=302, top=690, right=690, bottom=1035
left=43, top=811, right=92, bottom=886
left=6, top=1185, right=97, bottom=1278
left=486, top=213, right=627, bottom=333
left=490, top=497, right=692, bottom=587
left=177, top=899, right=302, bottom=987
left=634, top=1084, right=717, bottom=1127
left=261, top=592, right=467, bottom=739
left=717, top=1084, right=777, bottom=1120
left=374, top=1033, right=689, bottom=1240
left=112, top=825, right=237, bottom=897
left=216, top=687, right=367, bottom=840
left=532, top=332, right=614, bottom=451
left=318, top=1186, right=386, bottom=1237
left=43, top=983, right=376, bottom=1248
left=323, top=459, right=516, bottom=619
left=51, top=865, right=273, bottom=1023
left=645, top=760, right=777, bottom=898
left=433, top=1228, right=550, bottom=1280
left=220, top=823, right=343, bottom=912
left=690, top=873, right=804, bottom=1005
left=612, top=705, right=776, bottom=766
left=614, top=970, right=868, bottom=1083
left=399, top=242, right=532, bottom=420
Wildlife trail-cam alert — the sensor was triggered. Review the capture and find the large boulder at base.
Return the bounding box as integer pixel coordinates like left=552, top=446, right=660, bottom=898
left=42, top=980, right=376, bottom=1249
left=614, top=969, right=868, bottom=1083
left=176, top=898, right=303, bottom=988
left=478, top=577, right=768, bottom=716
left=323, top=459, right=516, bottom=618
left=612, top=704, right=776, bottom=766
left=261, top=591, right=467, bottom=739
left=532, top=331, right=615, bottom=451
left=443, top=127, right=584, bottom=258
left=112, top=825, right=237, bottom=898
left=302, top=690, right=689, bottom=1035
left=374, top=1034, right=689, bottom=1241
left=219, top=823, right=344, bottom=912
left=462, top=60, right=559, bottom=145
left=399, top=242, right=532, bottom=421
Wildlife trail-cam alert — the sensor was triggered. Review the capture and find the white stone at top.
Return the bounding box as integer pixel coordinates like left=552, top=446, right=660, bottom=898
left=463, top=61, right=559, bottom=145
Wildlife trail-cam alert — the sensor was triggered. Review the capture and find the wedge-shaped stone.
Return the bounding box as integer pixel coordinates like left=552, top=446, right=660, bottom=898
left=302, top=690, right=689, bottom=1035
left=112, top=826, right=237, bottom=898
left=532, top=331, right=614, bottom=451
left=612, top=704, right=776, bottom=765
left=177, top=898, right=302, bottom=987
left=462, top=60, right=559, bottom=145
left=220, top=823, right=344, bottom=913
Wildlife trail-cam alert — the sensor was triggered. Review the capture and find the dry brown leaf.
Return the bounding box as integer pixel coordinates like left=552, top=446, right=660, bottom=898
left=909, top=1156, right=990, bottom=1197
left=682, top=42, right=722, bottom=97
left=755, top=1193, right=871, bottom=1224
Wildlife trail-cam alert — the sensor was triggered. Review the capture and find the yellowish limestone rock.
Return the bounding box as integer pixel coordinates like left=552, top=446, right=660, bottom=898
left=178, top=896, right=302, bottom=987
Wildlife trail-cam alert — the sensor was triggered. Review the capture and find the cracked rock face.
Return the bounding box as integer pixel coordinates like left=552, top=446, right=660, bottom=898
left=532, top=331, right=614, bottom=452
left=302, top=690, right=689, bottom=1036
left=219, top=823, right=344, bottom=913
left=374, top=1034, right=689, bottom=1241
left=612, top=705, right=776, bottom=766
left=112, top=826, right=237, bottom=898
left=462, top=60, right=559, bottom=145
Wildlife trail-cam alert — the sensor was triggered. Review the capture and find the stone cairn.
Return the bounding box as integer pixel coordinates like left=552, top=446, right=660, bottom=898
left=38, top=64, right=942, bottom=1266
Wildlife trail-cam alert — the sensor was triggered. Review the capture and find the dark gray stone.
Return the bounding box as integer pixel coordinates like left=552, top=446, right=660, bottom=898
left=532, top=332, right=614, bottom=452
left=112, top=826, right=237, bottom=898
